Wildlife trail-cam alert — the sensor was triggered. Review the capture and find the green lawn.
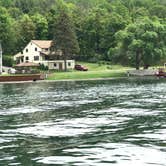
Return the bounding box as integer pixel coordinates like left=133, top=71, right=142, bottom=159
left=47, top=62, right=132, bottom=80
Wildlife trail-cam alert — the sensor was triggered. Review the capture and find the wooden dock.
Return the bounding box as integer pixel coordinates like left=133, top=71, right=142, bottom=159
left=0, top=74, right=45, bottom=82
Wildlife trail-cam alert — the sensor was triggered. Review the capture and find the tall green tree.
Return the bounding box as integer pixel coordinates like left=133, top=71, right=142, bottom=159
left=0, top=7, right=16, bottom=54
left=17, top=14, right=35, bottom=49
left=53, top=9, right=80, bottom=71
left=14, top=0, right=34, bottom=13
left=109, top=18, right=166, bottom=69
left=31, top=13, right=48, bottom=39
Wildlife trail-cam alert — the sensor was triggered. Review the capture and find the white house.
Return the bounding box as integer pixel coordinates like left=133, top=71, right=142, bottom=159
left=14, top=40, right=75, bottom=70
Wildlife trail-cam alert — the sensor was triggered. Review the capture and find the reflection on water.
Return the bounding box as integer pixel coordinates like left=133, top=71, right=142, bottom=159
left=0, top=78, right=166, bottom=166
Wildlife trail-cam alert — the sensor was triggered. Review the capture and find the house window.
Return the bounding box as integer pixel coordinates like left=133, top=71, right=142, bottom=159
left=54, top=63, right=57, bottom=67
left=45, top=56, right=49, bottom=60
left=35, top=47, right=37, bottom=51
left=26, top=57, right=29, bottom=61
left=26, top=49, right=28, bottom=52
left=21, top=57, right=24, bottom=63
left=68, top=62, right=71, bottom=66
left=34, top=56, right=39, bottom=61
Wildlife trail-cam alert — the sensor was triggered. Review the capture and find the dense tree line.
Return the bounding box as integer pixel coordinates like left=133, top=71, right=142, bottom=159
left=0, top=0, right=165, bottom=68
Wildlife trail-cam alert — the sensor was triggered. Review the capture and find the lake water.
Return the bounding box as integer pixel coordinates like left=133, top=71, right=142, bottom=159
left=0, top=79, right=166, bottom=166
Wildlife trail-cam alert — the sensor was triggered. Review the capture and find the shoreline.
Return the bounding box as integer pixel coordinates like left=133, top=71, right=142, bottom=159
left=0, top=77, right=125, bottom=84
left=0, top=76, right=162, bottom=84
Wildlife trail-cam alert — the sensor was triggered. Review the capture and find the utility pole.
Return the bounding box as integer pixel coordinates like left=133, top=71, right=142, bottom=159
left=0, top=42, right=2, bottom=74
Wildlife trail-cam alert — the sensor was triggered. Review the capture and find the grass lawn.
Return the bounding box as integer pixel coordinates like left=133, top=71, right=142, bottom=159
left=47, top=62, right=132, bottom=80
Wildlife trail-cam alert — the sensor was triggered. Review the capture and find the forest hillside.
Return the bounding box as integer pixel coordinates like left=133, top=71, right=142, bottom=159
left=0, top=0, right=165, bottom=67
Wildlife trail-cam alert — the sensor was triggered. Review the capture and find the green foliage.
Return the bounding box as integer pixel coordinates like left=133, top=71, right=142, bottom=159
left=53, top=10, right=80, bottom=55
left=110, top=18, right=166, bottom=69
left=0, top=7, right=16, bottom=54
left=3, top=55, right=14, bottom=67
left=31, top=13, right=48, bottom=39
left=38, top=64, right=48, bottom=71
left=150, top=5, right=166, bottom=19
left=17, top=14, right=35, bottom=49
left=0, top=0, right=165, bottom=68
left=53, top=9, right=80, bottom=71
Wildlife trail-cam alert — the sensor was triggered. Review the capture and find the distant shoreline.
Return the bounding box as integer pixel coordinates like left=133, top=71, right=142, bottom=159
left=0, top=76, right=163, bottom=84
left=0, top=77, right=125, bottom=84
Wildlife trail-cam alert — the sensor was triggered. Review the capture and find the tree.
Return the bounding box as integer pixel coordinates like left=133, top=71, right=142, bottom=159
left=0, top=7, right=16, bottom=54
left=0, top=0, right=14, bottom=8
left=53, top=9, right=80, bottom=71
left=17, top=14, right=35, bottom=49
left=150, top=5, right=166, bottom=19
left=76, top=7, right=109, bottom=61
left=8, top=7, right=23, bottom=19
left=109, top=18, right=166, bottom=69
left=100, top=12, right=127, bottom=60
left=14, top=0, right=35, bottom=13
left=31, top=13, right=48, bottom=39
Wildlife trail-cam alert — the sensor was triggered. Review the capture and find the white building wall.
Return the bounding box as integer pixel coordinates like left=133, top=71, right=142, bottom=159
left=23, top=42, right=42, bottom=63
left=14, top=41, right=75, bottom=70
left=40, top=60, right=75, bottom=70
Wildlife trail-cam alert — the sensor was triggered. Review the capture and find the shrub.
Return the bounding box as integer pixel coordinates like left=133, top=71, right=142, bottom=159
left=2, top=55, right=14, bottom=67
left=38, top=64, right=48, bottom=71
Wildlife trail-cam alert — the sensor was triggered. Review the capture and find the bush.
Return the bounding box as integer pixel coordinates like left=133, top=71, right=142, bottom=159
left=38, top=64, right=48, bottom=71
left=2, top=55, right=14, bottom=67
left=107, top=66, right=112, bottom=70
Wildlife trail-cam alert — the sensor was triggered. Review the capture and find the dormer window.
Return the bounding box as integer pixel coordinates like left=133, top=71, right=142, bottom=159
left=35, top=47, right=37, bottom=51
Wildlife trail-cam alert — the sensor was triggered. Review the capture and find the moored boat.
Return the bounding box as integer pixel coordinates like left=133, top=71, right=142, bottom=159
left=155, top=68, right=166, bottom=77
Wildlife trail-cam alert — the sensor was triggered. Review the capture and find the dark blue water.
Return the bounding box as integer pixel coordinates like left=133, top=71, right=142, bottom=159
left=0, top=79, right=166, bottom=166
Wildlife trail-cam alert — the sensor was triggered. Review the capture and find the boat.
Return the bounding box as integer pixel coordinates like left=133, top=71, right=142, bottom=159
left=155, top=68, right=166, bottom=77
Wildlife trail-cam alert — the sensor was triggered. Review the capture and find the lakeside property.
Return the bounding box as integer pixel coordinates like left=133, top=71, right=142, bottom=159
left=47, top=62, right=166, bottom=81
left=14, top=40, right=75, bottom=71
left=1, top=61, right=166, bottom=82
left=0, top=62, right=131, bottom=82
left=47, top=62, right=132, bottom=80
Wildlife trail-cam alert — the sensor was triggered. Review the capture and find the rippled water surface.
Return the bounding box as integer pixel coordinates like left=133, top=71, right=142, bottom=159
left=0, top=79, right=166, bottom=166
